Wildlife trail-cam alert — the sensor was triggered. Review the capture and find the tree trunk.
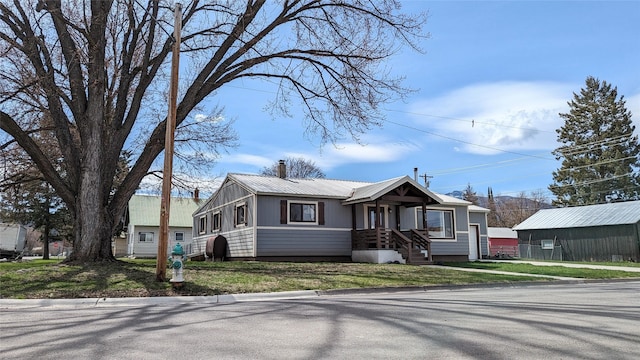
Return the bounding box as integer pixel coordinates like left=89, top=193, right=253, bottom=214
left=66, top=105, right=116, bottom=262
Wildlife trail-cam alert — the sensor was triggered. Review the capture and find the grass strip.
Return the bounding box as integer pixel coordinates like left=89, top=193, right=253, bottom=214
left=1, top=259, right=542, bottom=299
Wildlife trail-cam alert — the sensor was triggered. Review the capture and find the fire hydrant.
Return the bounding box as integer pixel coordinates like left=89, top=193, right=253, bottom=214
left=168, top=243, right=187, bottom=287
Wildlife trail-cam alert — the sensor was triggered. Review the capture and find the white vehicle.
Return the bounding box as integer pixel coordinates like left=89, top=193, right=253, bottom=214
left=0, top=223, right=27, bottom=259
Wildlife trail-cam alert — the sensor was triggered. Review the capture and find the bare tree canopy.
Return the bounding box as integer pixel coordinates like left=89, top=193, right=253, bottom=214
left=261, top=157, right=325, bottom=179
left=0, top=0, right=427, bottom=262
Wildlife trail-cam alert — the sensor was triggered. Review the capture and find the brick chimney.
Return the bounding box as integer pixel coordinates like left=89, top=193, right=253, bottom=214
left=277, top=159, right=286, bottom=179
left=193, top=187, right=200, bottom=202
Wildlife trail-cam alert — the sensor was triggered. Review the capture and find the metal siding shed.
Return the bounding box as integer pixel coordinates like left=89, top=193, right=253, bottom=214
left=513, top=200, right=640, bottom=230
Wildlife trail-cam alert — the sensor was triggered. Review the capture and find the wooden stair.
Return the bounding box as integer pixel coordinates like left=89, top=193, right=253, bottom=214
left=390, top=229, right=433, bottom=265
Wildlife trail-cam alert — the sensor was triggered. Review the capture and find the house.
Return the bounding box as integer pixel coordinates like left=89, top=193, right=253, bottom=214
left=513, top=200, right=640, bottom=262
left=192, top=166, right=489, bottom=264
left=487, top=227, right=519, bottom=258
left=124, top=194, right=202, bottom=258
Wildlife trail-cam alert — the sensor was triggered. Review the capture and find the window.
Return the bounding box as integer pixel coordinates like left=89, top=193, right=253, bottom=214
left=175, top=232, right=184, bottom=241
left=280, top=200, right=324, bottom=225
left=541, top=239, right=554, bottom=249
left=212, top=211, right=221, bottom=231
left=138, top=232, right=154, bottom=243
left=198, top=215, right=207, bottom=234
left=290, top=202, right=317, bottom=223
left=234, top=203, right=247, bottom=227
left=417, top=209, right=454, bottom=239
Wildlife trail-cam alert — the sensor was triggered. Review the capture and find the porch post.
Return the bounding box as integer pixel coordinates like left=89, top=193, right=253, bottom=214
left=422, top=200, right=427, bottom=231
left=375, top=199, right=381, bottom=248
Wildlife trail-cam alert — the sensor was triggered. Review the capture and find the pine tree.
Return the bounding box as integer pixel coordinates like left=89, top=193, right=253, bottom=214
left=550, top=76, right=640, bottom=206
left=487, top=187, right=499, bottom=227
left=462, top=183, right=479, bottom=205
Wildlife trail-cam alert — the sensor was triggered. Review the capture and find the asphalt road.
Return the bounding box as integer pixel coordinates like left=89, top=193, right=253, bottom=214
left=1, top=281, right=639, bottom=359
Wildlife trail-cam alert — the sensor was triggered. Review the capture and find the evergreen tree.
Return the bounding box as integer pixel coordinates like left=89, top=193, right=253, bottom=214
left=550, top=76, right=640, bottom=206
left=462, top=183, right=479, bottom=205
left=487, top=187, right=499, bottom=227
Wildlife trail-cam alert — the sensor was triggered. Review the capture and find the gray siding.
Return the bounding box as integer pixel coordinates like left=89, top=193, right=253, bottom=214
left=469, top=211, right=489, bottom=256
left=431, top=232, right=469, bottom=255
left=256, top=196, right=351, bottom=228
left=255, top=196, right=351, bottom=256
left=192, top=180, right=256, bottom=258
left=256, top=228, right=351, bottom=256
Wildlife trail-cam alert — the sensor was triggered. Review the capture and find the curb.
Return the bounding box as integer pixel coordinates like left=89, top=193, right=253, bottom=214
left=4, top=279, right=639, bottom=309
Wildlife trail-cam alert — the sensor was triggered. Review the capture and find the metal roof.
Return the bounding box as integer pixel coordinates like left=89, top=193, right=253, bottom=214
left=228, top=173, right=369, bottom=198
left=222, top=173, right=489, bottom=211
left=513, top=200, right=640, bottom=230
left=128, top=195, right=201, bottom=227
left=488, top=227, right=518, bottom=238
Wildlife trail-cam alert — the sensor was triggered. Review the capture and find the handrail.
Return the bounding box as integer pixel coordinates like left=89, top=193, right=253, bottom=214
left=410, top=229, right=432, bottom=262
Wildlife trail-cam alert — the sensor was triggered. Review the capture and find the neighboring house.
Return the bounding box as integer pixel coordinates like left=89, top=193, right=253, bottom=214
left=192, top=168, right=489, bottom=264
left=487, top=227, right=519, bottom=258
left=124, top=194, right=202, bottom=258
left=513, top=200, right=640, bottom=262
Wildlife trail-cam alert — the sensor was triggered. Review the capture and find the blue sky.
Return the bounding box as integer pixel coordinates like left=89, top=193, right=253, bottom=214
left=179, top=1, right=640, bottom=199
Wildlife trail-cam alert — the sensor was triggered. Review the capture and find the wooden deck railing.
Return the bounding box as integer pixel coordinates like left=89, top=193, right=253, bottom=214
left=352, top=228, right=432, bottom=264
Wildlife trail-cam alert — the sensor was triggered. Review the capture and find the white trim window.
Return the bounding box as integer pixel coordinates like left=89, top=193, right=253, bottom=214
left=541, top=239, right=554, bottom=249
left=174, top=232, right=184, bottom=242
left=138, top=232, right=154, bottom=243
left=417, top=209, right=455, bottom=239
left=234, top=202, right=248, bottom=227
left=198, top=215, right=207, bottom=234
left=289, top=201, right=317, bottom=224
left=212, top=211, right=221, bottom=231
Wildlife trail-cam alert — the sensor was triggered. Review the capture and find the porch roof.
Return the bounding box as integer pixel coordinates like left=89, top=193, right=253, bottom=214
left=342, top=176, right=442, bottom=206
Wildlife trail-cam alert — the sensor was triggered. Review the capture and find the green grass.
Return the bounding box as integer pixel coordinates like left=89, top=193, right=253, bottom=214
left=443, top=261, right=640, bottom=279
left=0, top=259, right=540, bottom=299
left=2, top=259, right=638, bottom=299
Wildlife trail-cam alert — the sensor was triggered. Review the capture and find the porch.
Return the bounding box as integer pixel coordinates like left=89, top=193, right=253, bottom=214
left=351, top=228, right=432, bottom=265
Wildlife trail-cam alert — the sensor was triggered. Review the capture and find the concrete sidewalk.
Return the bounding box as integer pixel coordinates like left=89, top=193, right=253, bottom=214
left=478, top=259, right=640, bottom=272
left=426, top=264, right=581, bottom=281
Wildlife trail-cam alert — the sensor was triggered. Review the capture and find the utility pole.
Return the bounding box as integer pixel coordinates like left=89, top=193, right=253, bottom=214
left=156, top=3, right=182, bottom=282
left=420, top=173, right=433, bottom=188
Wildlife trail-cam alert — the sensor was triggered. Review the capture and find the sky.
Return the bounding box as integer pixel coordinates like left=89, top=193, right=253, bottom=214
left=179, top=1, right=640, bottom=199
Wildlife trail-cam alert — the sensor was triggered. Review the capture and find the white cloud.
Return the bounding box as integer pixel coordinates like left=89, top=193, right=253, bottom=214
left=218, top=136, right=420, bottom=172
left=315, top=140, right=421, bottom=169
left=409, top=81, right=574, bottom=155
left=627, top=93, right=640, bottom=136
left=221, top=153, right=273, bottom=168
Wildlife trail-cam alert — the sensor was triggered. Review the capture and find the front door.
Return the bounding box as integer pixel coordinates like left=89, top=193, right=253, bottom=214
left=469, top=224, right=480, bottom=260
left=367, top=206, right=386, bottom=229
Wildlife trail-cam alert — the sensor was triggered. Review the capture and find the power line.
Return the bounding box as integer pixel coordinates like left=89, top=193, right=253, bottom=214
left=382, top=118, right=554, bottom=161
left=385, top=108, right=556, bottom=134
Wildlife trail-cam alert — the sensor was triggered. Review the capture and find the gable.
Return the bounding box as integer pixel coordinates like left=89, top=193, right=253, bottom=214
left=129, top=195, right=201, bottom=227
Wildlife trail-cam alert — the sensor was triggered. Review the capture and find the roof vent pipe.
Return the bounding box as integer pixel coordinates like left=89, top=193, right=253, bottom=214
left=277, top=160, right=287, bottom=179
left=414, top=167, right=418, bottom=182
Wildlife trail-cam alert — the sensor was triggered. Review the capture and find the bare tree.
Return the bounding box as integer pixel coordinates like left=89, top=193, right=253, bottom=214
left=0, top=1, right=427, bottom=262
left=493, top=190, right=549, bottom=228
left=260, top=157, right=325, bottom=179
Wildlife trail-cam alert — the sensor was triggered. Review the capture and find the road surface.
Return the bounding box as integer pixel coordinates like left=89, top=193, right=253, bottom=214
left=1, top=281, right=639, bottom=359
